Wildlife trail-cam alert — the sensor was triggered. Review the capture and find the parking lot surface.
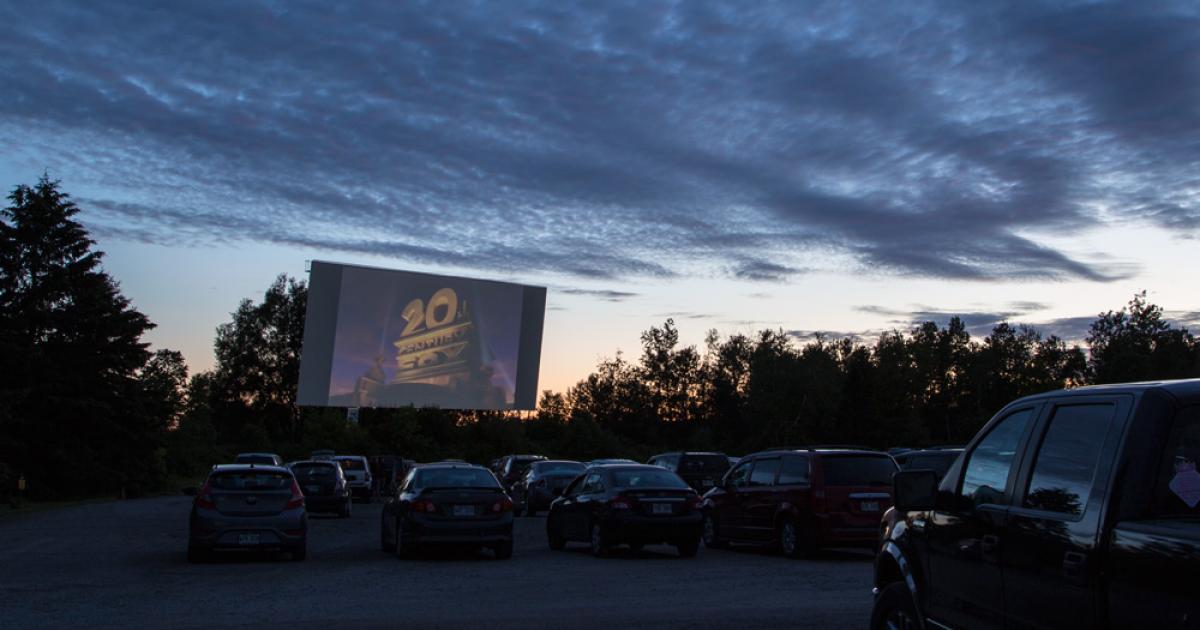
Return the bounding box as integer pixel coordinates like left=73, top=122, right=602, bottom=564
left=0, top=497, right=873, bottom=628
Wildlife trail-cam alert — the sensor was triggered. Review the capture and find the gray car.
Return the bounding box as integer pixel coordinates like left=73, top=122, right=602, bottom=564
left=186, top=464, right=307, bottom=562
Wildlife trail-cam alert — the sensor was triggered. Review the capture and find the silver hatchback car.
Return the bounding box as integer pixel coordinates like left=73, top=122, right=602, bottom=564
left=187, top=464, right=307, bottom=562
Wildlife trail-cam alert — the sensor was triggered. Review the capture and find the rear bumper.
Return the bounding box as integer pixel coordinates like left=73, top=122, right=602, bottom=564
left=403, top=514, right=514, bottom=544
left=189, top=508, right=306, bottom=550
left=606, top=513, right=702, bottom=544
left=815, top=514, right=884, bottom=546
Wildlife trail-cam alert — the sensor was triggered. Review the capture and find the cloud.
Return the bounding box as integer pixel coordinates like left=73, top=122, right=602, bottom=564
left=2, top=1, right=1195, bottom=283
left=558, top=288, right=640, bottom=301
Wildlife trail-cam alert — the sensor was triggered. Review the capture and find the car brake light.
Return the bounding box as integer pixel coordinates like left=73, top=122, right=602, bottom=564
left=410, top=499, right=437, bottom=513
left=686, top=495, right=703, bottom=510
left=285, top=478, right=305, bottom=509
left=194, top=478, right=216, bottom=510
left=491, top=497, right=513, bottom=512
left=610, top=497, right=634, bottom=510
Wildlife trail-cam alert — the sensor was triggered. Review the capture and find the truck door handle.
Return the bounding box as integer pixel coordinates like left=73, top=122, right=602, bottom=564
left=980, top=534, right=999, bottom=554
left=1063, top=551, right=1087, bottom=576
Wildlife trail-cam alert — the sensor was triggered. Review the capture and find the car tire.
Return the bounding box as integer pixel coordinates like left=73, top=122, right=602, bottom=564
left=590, top=522, right=611, bottom=558
left=870, top=582, right=920, bottom=630
left=291, top=542, right=307, bottom=562
left=493, top=540, right=513, bottom=559
left=702, top=514, right=727, bottom=549
left=394, top=518, right=414, bottom=559
left=186, top=545, right=209, bottom=564
left=547, top=516, right=567, bottom=550
left=779, top=517, right=815, bottom=558
left=676, top=537, right=700, bottom=558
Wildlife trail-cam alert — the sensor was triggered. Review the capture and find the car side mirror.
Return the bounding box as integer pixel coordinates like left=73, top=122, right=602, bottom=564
left=893, top=470, right=937, bottom=511
left=182, top=486, right=198, bottom=496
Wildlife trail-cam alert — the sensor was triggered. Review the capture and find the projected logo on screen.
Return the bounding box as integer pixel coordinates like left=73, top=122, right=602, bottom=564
left=297, top=262, right=546, bottom=410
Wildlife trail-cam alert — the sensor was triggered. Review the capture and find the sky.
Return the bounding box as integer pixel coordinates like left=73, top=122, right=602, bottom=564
left=1, top=0, right=1198, bottom=396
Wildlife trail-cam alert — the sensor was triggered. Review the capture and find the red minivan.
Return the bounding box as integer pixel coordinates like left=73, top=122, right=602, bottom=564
left=701, top=448, right=897, bottom=557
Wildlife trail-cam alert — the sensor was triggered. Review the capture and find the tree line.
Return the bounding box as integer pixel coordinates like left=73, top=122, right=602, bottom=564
left=2, top=178, right=1198, bottom=500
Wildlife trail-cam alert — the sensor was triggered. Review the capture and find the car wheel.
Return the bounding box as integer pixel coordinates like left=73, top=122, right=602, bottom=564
left=702, top=514, right=727, bottom=549
left=676, top=537, right=700, bottom=558
left=547, top=516, right=567, bottom=550
left=779, top=518, right=801, bottom=558
left=291, top=542, right=307, bottom=562
left=394, top=518, right=414, bottom=559
left=870, top=582, right=920, bottom=630
left=493, top=540, right=513, bottom=559
left=590, top=522, right=611, bottom=558
left=186, top=545, right=209, bottom=564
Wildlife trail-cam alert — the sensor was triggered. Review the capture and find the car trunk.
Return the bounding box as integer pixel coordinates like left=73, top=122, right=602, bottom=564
left=620, top=488, right=697, bottom=517
left=423, top=487, right=508, bottom=520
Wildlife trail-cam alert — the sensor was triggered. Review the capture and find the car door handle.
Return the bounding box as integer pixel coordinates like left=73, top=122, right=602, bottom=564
left=1063, top=551, right=1087, bottom=576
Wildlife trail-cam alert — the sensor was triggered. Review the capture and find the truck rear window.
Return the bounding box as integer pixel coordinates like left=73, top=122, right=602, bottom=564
left=679, top=454, right=730, bottom=474
left=1154, top=405, right=1200, bottom=517
left=821, top=456, right=898, bottom=486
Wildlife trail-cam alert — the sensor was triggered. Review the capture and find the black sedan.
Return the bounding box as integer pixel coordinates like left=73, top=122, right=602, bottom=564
left=379, top=463, right=514, bottom=559
left=546, top=464, right=703, bottom=557
left=512, top=460, right=586, bottom=516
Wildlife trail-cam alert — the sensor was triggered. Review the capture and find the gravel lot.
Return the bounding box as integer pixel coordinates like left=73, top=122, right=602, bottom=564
left=0, top=496, right=873, bottom=629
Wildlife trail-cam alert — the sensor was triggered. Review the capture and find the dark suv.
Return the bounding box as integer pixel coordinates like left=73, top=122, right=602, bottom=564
left=647, top=452, right=731, bottom=492
left=702, top=448, right=897, bottom=557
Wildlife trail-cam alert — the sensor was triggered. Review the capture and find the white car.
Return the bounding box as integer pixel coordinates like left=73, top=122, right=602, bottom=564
left=334, top=455, right=373, bottom=503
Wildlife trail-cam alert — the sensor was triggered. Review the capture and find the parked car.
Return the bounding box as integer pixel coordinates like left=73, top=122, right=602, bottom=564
left=892, top=448, right=963, bottom=481
left=546, top=464, right=703, bottom=557
left=291, top=460, right=352, bottom=517
left=872, top=379, right=1200, bottom=630
left=379, top=463, right=514, bottom=559
left=702, top=448, right=898, bottom=557
left=234, top=452, right=284, bottom=466
left=334, top=455, right=373, bottom=502
left=497, top=454, right=547, bottom=489
left=511, top=460, right=587, bottom=516
left=648, top=451, right=731, bottom=492
left=185, top=464, right=306, bottom=562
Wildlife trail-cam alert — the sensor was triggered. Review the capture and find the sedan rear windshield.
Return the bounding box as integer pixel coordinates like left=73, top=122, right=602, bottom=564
left=211, top=472, right=291, bottom=490
left=679, top=454, right=730, bottom=474
left=611, top=469, right=689, bottom=489
left=417, top=468, right=499, bottom=489
left=535, top=462, right=585, bottom=476
left=337, top=459, right=366, bottom=470
left=821, top=456, right=898, bottom=486
left=293, top=464, right=337, bottom=479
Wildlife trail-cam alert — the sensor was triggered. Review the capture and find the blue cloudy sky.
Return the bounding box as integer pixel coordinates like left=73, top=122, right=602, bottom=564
left=2, top=1, right=1197, bottom=393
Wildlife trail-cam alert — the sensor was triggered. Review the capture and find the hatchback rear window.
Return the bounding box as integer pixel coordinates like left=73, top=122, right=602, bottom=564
left=611, top=469, right=689, bottom=489
left=211, top=472, right=291, bottom=490
left=293, top=464, right=337, bottom=478
left=679, top=454, right=730, bottom=474
left=821, top=456, right=898, bottom=486
left=417, top=468, right=499, bottom=489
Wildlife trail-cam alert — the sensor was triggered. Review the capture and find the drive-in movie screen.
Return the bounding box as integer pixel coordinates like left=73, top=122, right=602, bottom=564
left=298, top=261, right=546, bottom=410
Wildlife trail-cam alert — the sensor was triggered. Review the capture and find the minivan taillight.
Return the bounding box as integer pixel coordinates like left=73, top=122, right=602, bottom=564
left=285, top=479, right=305, bottom=510
left=194, top=478, right=216, bottom=510
left=491, top=497, right=513, bottom=513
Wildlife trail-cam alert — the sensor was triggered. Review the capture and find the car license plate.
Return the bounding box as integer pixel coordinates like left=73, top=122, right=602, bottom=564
left=453, top=505, right=474, bottom=517
left=306, top=485, right=320, bottom=494
left=652, top=503, right=672, bottom=515
left=861, top=501, right=880, bottom=512
left=238, top=533, right=260, bottom=546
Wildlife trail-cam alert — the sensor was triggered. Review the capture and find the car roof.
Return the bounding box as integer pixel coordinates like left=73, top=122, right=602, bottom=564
left=333, top=454, right=367, bottom=460
left=211, top=463, right=291, bottom=473
left=235, top=452, right=279, bottom=457
left=591, top=463, right=661, bottom=471
left=1011, top=378, right=1200, bottom=405
left=653, top=451, right=727, bottom=457
left=289, top=460, right=338, bottom=466
left=746, top=448, right=892, bottom=458
left=534, top=459, right=584, bottom=466
left=416, top=462, right=490, bottom=471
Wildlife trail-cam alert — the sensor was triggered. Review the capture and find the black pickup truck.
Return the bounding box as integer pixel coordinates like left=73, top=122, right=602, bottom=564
left=872, top=379, right=1200, bottom=629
